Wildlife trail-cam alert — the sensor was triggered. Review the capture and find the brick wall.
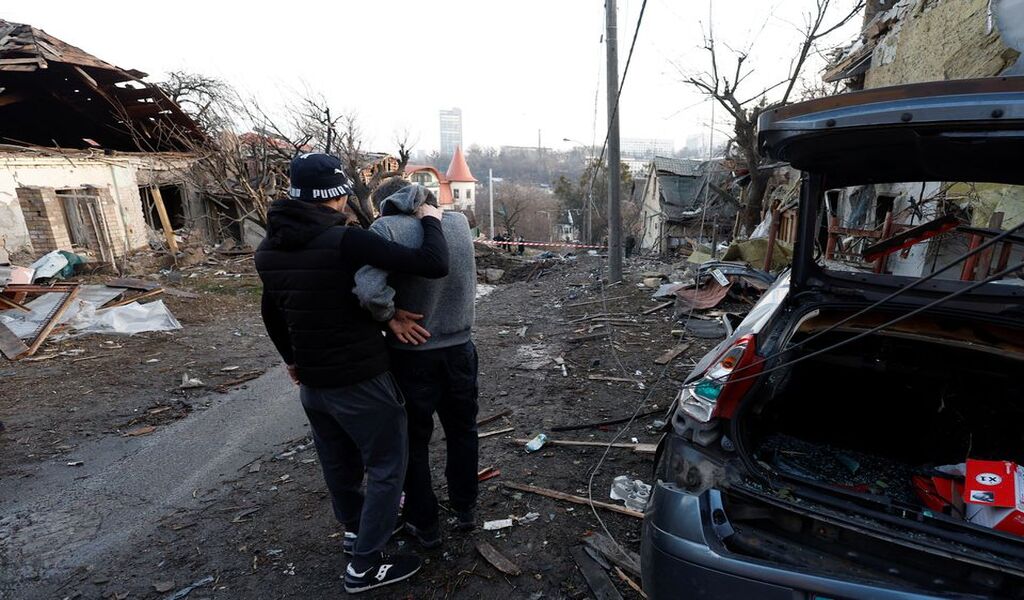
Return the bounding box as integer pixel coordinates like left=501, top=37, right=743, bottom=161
left=16, top=186, right=71, bottom=254
left=866, top=0, right=1021, bottom=88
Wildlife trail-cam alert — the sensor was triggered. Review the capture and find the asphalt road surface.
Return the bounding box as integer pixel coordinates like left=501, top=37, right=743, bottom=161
left=0, top=366, right=306, bottom=598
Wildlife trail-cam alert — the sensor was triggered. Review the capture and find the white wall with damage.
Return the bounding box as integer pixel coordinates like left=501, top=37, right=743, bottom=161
left=0, top=154, right=150, bottom=257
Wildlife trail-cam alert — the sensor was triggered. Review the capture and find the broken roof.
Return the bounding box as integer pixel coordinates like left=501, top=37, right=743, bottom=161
left=652, top=156, right=702, bottom=176
left=0, top=20, right=204, bottom=152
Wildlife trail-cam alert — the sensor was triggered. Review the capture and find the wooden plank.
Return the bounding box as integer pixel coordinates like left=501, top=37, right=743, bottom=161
left=571, top=546, right=624, bottom=600
left=150, top=186, right=179, bottom=254
left=478, top=426, right=514, bottom=439
left=475, top=541, right=521, bottom=576
left=613, top=566, right=647, bottom=598
left=512, top=438, right=639, bottom=450
left=654, top=343, right=690, bottom=365
left=102, top=288, right=163, bottom=309
left=588, top=374, right=639, bottom=384
left=565, top=294, right=632, bottom=308
left=582, top=533, right=642, bottom=578
left=106, top=278, right=160, bottom=292
left=0, top=320, right=28, bottom=360
left=477, top=409, right=512, bottom=427
left=640, top=300, right=674, bottom=315
left=503, top=482, right=644, bottom=519
left=567, top=331, right=610, bottom=344
left=0, top=294, right=31, bottom=312
left=24, top=286, right=80, bottom=357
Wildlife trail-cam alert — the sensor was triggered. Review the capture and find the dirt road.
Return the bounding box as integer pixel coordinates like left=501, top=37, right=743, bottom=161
left=2, top=255, right=711, bottom=599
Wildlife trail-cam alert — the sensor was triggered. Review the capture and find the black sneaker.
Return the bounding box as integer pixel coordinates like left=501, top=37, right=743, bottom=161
left=405, top=521, right=442, bottom=549
left=342, top=531, right=358, bottom=556
left=344, top=553, right=421, bottom=594
left=341, top=520, right=404, bottom=557
left=455, top=510, right=475, bottom=532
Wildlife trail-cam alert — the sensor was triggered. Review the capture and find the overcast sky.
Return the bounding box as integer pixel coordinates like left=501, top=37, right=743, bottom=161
left=5, top=0, right=862, bottom=154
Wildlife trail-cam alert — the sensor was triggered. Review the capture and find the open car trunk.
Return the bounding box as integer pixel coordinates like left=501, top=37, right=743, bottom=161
left=729, top=308, right=1024, bottom=595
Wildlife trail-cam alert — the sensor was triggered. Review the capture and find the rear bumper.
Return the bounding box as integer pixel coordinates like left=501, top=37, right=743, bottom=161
left=641, top=482, right=953, bottom=600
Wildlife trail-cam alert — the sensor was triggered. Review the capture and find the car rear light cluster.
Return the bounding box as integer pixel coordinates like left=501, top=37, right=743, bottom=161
left=679, top=334, right=763, bottom=423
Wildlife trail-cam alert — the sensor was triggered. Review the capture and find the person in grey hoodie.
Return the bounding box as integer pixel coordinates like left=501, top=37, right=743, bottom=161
left=354, top=180, right=479, bottom=547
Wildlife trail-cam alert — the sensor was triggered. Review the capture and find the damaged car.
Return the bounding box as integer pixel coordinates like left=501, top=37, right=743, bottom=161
left=642, top=77, right=1024, bottom=599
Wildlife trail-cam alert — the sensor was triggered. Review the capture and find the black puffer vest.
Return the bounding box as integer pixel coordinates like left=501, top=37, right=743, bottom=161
left=255, top=200, right=388, bottom=388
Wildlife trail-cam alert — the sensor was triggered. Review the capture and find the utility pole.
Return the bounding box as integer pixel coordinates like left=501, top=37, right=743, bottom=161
left=488, top=168, right=495, bottom=239
left=605, top=0, right=623, bottom=282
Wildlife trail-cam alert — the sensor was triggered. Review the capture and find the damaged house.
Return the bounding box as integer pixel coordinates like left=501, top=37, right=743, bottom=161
left=637, top=156, right=737, bottom=254
left=818, top=0, right=1024, bottom=278
left=0, top=20, right=205, bottom=262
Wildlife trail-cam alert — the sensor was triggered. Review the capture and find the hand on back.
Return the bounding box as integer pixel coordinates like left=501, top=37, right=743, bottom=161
left=415, top=203, right=443, bottom=221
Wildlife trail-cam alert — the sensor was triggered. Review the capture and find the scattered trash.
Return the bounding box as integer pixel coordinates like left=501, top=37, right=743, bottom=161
left=517, top=512, right=540, bottom=525
left=221, top=365, right=240, bottom=372
left=180, top=373, right=205, bottom=389
left=124, top=425, right=156, bottom=437
left=283, top=562, right=296, bottom=576
left=231, top=507, right=260, bottom=523
left=504, top=482, right=643, bottom=518
left=524, top=433, right=548, bottom=453
left=153, top=581, right=175, bottom=593
left=483, top=518, right=514, bottom=531
left=162, top=575, right=214, bottom=600
left=66, top=460, right=84, bottom=467
left=610, top=475, right=652, bottom=511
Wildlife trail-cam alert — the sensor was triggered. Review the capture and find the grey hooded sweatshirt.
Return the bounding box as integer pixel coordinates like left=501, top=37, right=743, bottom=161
left=353, top=184, right=477, bottom=350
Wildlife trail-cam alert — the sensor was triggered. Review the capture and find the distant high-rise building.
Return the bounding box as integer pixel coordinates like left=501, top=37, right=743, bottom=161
left=621, top=137, right=674, bottom=159
left=439, top=108, right=463, bottom=158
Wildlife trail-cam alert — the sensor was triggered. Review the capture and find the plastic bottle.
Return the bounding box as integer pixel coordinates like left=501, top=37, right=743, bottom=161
left=524, top=433, right=548, bottom=453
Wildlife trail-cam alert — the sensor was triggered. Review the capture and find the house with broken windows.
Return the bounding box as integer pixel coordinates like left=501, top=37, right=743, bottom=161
left=818, top=0, right=1024, bottom=278
left=637, top=156, right=737, bottom=254
left=0, top=20, right=205, bottom=262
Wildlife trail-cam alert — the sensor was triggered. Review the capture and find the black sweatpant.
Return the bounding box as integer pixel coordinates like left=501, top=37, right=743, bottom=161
left=300, top=372, right=407, bottom=567
left=390, top=340, right=479, bottom=529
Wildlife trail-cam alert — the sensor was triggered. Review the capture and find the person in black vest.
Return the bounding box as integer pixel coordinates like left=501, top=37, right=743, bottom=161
left=255, top=153, right=448, bottom=594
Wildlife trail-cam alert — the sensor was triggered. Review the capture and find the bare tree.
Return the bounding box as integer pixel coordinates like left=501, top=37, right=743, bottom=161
left=682, top=0, right=864, bottom=234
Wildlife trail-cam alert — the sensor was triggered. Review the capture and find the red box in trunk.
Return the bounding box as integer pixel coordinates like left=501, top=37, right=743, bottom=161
left=963, top=460, right=1024, bottom=537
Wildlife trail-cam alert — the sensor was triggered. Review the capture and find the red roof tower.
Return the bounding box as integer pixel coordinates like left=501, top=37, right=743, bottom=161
left=445, top=145, right=477, bottom=182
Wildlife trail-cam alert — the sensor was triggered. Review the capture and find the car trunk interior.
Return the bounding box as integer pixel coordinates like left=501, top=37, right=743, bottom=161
left=745, top=309, right=1024, bottom=470
left=729, top=309, right=1024, bottom=589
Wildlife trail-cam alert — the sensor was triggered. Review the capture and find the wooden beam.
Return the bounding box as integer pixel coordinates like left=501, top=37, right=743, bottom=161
left=23, top=286, right=80, bottom=357
left=503, top=482, right=644, bottom=519
left=475, top=541, right=521, bottom=577
left=101, top=288, right=164, bottom=309
left=0, top=294, right=31, bottom=312
left=654, top=343, right=690, bottom=365
left=571, top=546, right=624, bottom=600
left=150, top=186, right=179, bottom=254
left=640, top=300, right=674, bottom=315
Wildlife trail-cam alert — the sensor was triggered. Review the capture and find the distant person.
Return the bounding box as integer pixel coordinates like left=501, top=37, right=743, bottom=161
left=625, top=234, right=637, bottom=258
left=516, top=234, right=526, bottom=256
left=255, top=154, right=449, bottom=594
left=354, top=180, right=480, bottom=547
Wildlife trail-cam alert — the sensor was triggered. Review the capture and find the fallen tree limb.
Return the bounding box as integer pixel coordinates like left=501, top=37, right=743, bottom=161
left=511, top=438, right=656, bottom=454
left=503, top=482, right=643, bottom=519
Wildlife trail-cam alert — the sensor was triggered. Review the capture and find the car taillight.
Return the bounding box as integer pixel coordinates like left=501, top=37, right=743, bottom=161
left=679, top=334, right=763, bottom=423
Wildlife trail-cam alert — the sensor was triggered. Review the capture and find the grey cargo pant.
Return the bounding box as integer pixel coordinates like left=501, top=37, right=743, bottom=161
left=299, top=371, right=407, bottom=564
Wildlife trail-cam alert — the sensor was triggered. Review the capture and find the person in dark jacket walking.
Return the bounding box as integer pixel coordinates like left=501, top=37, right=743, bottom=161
left=255, top=153, right=449, bottom=594
left=354, top=181, right=479, bottom=548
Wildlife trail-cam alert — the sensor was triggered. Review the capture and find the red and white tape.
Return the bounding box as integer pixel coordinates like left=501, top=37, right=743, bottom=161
left=481, top=240, right=606, bottom=250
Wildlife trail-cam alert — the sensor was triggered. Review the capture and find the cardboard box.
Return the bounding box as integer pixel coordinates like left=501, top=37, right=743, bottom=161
left=963, top=460, right=1024, bottom=537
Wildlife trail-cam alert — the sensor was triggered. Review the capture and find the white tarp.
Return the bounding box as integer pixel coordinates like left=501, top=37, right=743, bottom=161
left=0, top=286, right=180, bottom=339
left=68, top=300, right=181, bottom=336
left=29, top=251, right=68, bottom=281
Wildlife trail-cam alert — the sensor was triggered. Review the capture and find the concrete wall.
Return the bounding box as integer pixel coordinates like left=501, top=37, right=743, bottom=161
left=866, top=0, right=1022, bottom=88
left=0, top=155, right=154, bottom=257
